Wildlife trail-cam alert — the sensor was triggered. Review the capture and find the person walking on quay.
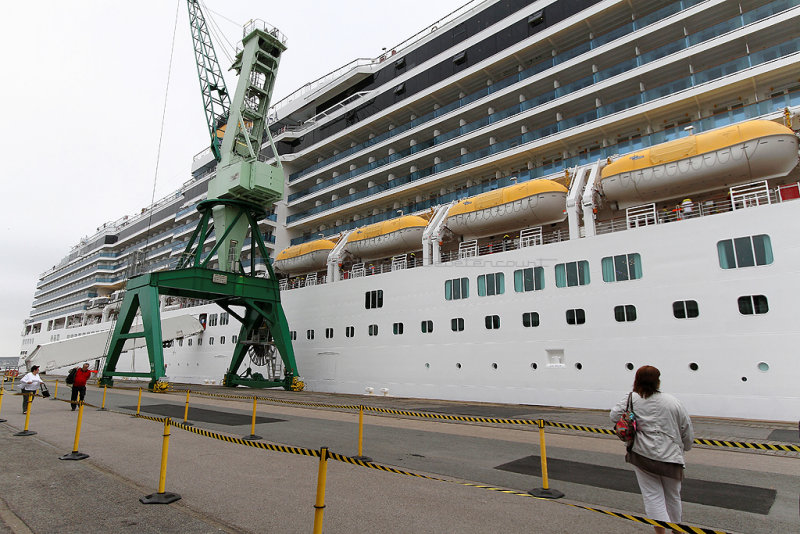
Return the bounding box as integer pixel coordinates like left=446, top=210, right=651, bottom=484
left=19, top=365, right=43, bottom=413
left=611, top=365, right=694, bottom=534
left=70, top=363, right=92, bottom=411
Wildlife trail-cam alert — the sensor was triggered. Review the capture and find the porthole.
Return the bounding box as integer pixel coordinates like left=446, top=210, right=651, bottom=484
left=491, top=363, right=498, bottom=370
left=530, top=363, right=538, bottom=370
left=741, top=376, right=748, bottom=382
left=757, top=361, right=769, bottom=372
left=425, top=363, right=430, bottom=369
left=575, top=363, right=583, bottom=370
left=456, top=363, right=462, bottom=369
left=689, top=362, right=699, bottom=371
left=625, top=362, right=634, bottom=371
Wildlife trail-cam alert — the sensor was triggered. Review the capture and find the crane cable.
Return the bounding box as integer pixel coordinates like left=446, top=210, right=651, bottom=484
left=142, top=0, right=181, bottom=254
left=202, top=1, right=237, bottom=64
left=100, top=0, right=182, bottom=366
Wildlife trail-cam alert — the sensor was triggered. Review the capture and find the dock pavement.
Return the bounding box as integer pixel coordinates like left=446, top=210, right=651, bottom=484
left=0, top=380, right=797, bottom=533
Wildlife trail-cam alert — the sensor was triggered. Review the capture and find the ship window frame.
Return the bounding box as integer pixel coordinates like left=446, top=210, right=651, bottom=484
left=738, top=295, right=769, bottom=315
left=566, top=308, right=586, bottom=325
left=393, top=322, right=404, bottom=335
left=672, top=300, right=699, bottom=319
left=307, top=329, right=315, bottom=340
left=197, top=337, right=202, bottom=346
left=421, top=320, right=434, bottom=333
left=325, top=328, right=334, bottom=339
left=451, top=317, right=465, bottom=332
left=484, top=314, right=500, bottom=330
left=188, top=338, right=192, bottom=346
left=601, top=253, right=642, bottom=282
left=477, top=272, right=505, bottom=296
left=514, top=267, right=544, bottom=292
left=614, top=304, right=637, bottom=322
left=717, top=235, right=773, bottom=269
left=220, top=312, right=229, bottom=325
left=365, top=290, right=384, bottom=309
left=522, top=311, right=540, bottom=328
left=555, top=261, right=590, bottom=288
left=368, top=324, right=379, bottom=336
left=345, top=326, right=355, bottom=338
left=445, top=277, right=469, bottom=300
left=289, top=331, right=297, bottom=341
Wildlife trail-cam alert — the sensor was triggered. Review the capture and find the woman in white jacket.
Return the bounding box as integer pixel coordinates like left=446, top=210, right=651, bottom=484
left=19, top=365, right=43, bottom=413
left=611, top=365, right=694, bottom=534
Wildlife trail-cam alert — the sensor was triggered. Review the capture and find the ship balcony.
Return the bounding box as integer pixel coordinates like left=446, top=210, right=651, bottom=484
left=34, top=263, right=123, bottom=298
left=288, top=86, right=800, bottom=246
left=285, top=35, right=800, bottom=229
left=282, top=0, right=796, bottom=190
left=33, top=275, right=127, bottom=307
left=280, top=182, right=800, bottom=292
left=37, top=251, right=119, bottom=288
left=285, top=11, right=800, bottom=212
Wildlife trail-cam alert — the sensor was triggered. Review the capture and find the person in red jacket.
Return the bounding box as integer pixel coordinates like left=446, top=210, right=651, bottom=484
left=70, top=363, right=92, bottom=411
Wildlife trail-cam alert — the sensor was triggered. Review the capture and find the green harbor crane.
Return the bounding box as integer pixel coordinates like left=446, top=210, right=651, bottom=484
left=99, top=1, right=301, bottom=392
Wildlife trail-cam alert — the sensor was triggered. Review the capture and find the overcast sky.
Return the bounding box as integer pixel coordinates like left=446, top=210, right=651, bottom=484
left=0, top=0, right=470, bottom=359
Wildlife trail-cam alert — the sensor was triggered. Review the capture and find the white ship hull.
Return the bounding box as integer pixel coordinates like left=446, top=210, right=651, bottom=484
left=24, top=198, right=800, bottom=421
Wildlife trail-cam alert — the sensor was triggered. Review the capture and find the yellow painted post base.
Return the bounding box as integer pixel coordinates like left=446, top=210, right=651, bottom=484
left=352, top=405, right=372, bottom=462
left=140, top=418, right=180, bottom=504
left=15, top=395, right=36, bottom=436
left=528, top=420, right=564, bottom=499
left=60, top=401, right=89, bottom=460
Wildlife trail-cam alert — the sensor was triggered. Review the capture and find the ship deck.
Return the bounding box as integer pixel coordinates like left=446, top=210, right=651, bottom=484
left=1, top=381, right=797, bottom=533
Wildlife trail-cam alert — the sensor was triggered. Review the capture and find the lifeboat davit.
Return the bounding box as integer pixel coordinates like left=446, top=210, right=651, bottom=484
left=345, top=215, right=428, bottom=260
left=274, top=239, right=336, bottom=274
left=600, top=120, right=800, bottom=208
left=445, top=179, right=568, bottom=236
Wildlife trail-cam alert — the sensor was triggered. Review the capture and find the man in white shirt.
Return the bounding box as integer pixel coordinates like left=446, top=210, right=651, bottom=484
left=20, top=365, right=43, bottom=413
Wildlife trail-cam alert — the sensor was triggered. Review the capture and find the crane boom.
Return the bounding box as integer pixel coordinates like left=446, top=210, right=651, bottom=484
left=187, top=0, right=230, bottom=162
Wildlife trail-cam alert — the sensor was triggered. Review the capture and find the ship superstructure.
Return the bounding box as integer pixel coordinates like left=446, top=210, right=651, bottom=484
left=20, top=0, right=800, bottom=421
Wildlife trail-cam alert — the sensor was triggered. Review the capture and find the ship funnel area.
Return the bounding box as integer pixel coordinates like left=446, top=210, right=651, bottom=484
left=98, top=22, right=303, bottom=393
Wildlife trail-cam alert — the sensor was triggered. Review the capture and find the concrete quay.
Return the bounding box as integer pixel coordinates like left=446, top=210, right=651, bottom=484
left=0, top=381, right=797, bottom=533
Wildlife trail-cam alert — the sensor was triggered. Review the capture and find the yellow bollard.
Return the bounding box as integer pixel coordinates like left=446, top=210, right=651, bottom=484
left=140, top=418, right=181, bottom=504
left=312, top=447, right=329, bottom=534
left=53, top=379, right=58, bottom=400
left=97, top=385, right=108, bottom=411
left=0, top=386, right=6, bottom=423
left=353, top=405, right=372, bottom=461
left=60, top=401, right=89, bottom=460
left=243, top=395, right=262, bottom=440
left=181, top=390, right=193, bottom=426
left=527, top=420, right=563, bottom=499
left=14, top=393, right=37, bottom=436
left=133, top=387, right=142, bottom=417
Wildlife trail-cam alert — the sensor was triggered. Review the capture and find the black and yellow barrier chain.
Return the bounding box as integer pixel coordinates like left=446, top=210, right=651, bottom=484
left=77, top=383, right=800, bottom=453
left=134, top=413, right=731, bottom=533
left=14, top=386, right=731, bottom=533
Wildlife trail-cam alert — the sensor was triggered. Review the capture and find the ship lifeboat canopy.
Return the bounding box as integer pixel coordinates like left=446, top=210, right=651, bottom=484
left=345, top=215, right=428, bottom=260
left=274, top=239, right=336, bottom=274
left=600, top=120, right=800, bottom=208
left=446, top=179, right=568, bottom=237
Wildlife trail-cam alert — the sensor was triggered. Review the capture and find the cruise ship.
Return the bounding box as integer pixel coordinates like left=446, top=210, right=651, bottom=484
left=19, top=0, right=800, bottom=422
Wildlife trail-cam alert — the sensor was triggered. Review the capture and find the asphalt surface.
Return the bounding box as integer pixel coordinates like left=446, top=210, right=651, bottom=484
left=0, top=380, right=798, bottom=533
